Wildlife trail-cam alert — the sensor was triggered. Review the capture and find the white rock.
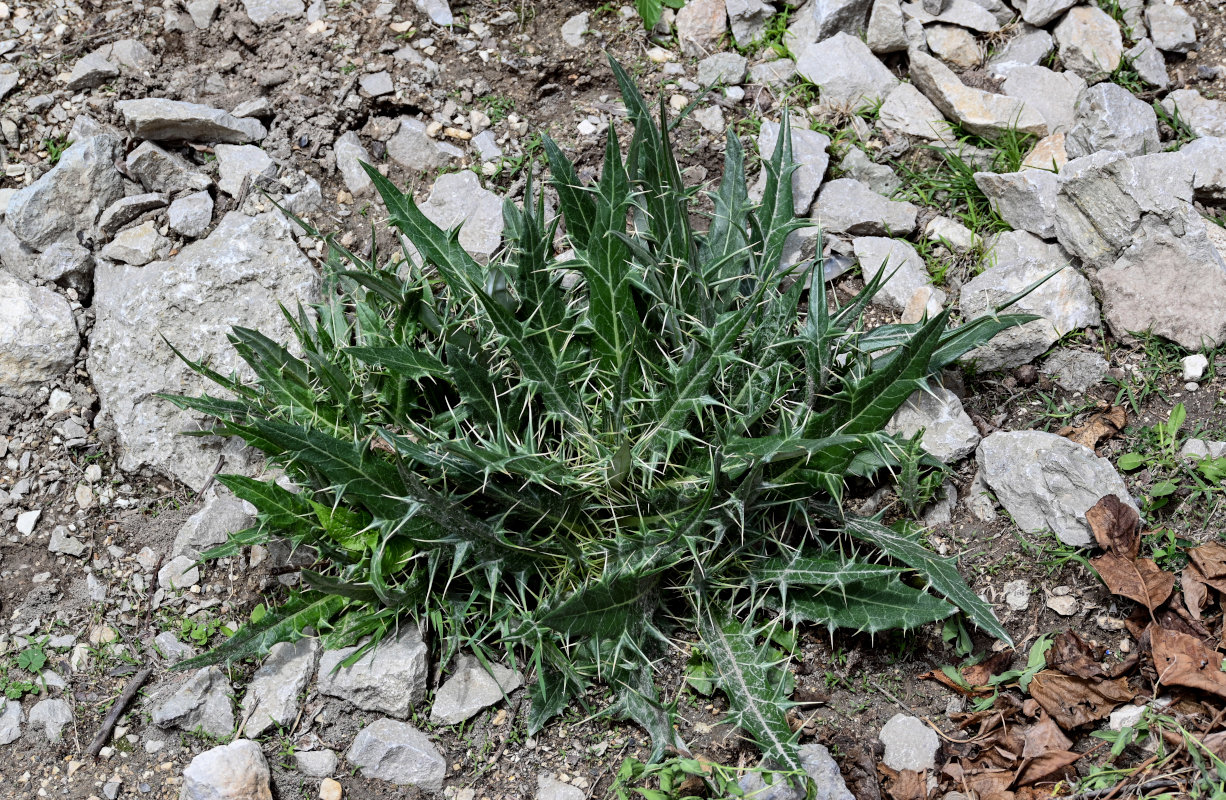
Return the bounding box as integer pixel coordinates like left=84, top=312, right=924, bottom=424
left=1183, top=354, right=1209, bottom=382
left=181, top=740, right=272, bottom=800
left=168, top=191, right=214, bottom=239
left=215, top=144, right=276, bottom=198
left=879, top=714, right=939, bottom=772
left=0, top=273, right=78, bottom=398
left=795, top=32, right=899, bottom=109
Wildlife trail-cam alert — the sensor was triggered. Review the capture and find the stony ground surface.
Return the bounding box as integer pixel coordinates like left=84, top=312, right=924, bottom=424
left=1, top=0, right=1226, bottom=798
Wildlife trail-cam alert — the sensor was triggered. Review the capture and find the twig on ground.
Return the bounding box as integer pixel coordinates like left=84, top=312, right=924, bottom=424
left=87, top=667, right=153, bottom=759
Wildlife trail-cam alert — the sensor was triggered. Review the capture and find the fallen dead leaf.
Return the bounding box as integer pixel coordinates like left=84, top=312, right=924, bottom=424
left=882, top=768, right=927, bottom=800
left=1086, top=494, right=1141, bottom=559
left=1090, top=552, right=1175, bottom=611
left=1021, top=714, right=1073, bottom=758
left=1059, top=405, right=1126, bottom=451
left=1028, top=671, right=1134, bottom=729
left=1046, top=631, right=1108, bottom=680
left=1190, top=542, right=1226, bottom=581
left=1183, top=564, right=1210, bottom=621
left=1011, top=749, right=1082, bottom=788
left=1150, top=625, right=1226, bottom=699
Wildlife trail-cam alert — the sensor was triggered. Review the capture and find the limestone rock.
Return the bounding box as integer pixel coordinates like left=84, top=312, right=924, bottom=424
left=158, top=555, right=200, bottom=591
left=89, top=211, right=319, bottom=491
left=839, top=147, right=899, bottom=196
left=759, top=121, right=830, bottom=214
left=174, top=490, right=256, bottom=559
left=1145, top=4, right=1196, bottom=53
left=1053, top=6, right=1123, bottom=79
left=6, top=135, right=125, bottom=250
left=28, top=699, right=72, bottom=742
left=796, top=32, right=899, bottom=109
left=697, top=52, right=749, bottom=86
left=334, top=131, right=374, bottom=196
left=429, top=655, right=524, bottom=725
left=1001, top=66, right=1085, bottom=135
left=0, top=272, right=79, bottom=397
left=181, top=740, right=272, bottom=800
left=125, top=142, right=212, bottom=194
left=414, top=0, right=454, bottom=26
left=926, top=24, right=982, bottom=68
left=241, top=638, right=318, bottom=738
left=885, top=381, right=980, bottom=462
left=852, top=236, right=946, bottom=315
left=216, top=144, right=276, bottom=198
left=294, top=749, right=338, bottom=778
left=1065, top=83, right=1160, bottom=158
left=420, top=171, right=504, bottom=264
left=317, top=627, right=428, bottom=718
left=537, top=775, right=586, bottom=800
left=347, top=718, right=446, bottom=791
left=66, top=45, right=119, bottom=91
left=878, top=82, right=948, bottom=139
left=151, top=667, right=234, bottom=737
left=1042, top=348, right=1110, bottom=392
left=116, top=98, right=267, bottom=144
left=98, top=192, right=167, bottom=235
left=676, top=0, right=728, bottom=57
left=986, top=30, right=1053, bottom=76
left=386, top=117, right=463, bottom=171
left=168, top=191, right=214, bottom=239
left=866, top=0, right=908, bottom=53
left=900, top=0, right=1000, bottom=31
left=241, top=0, right=305, bottom=25
left=812, top=0, right=873, bottom=40
left=100, top=220, right=169, bottom=266
left=726, top=0, right=775, bottom=46
left=1020, top=0, right=1077, bottom=26
left=816, top=179, right=918, bottom=235
left=1161, top=89, right=1226, bottom=138
left=1184, top=137, right=1226, bottom=202
left=909, top=51, right=1047, bottom=138
left=1022, top=132, right=1069, bottom=171
left=749, top=58, right=797, bottom=87
left=0, top=698, right=21, bottom=745
left=974, top=169, right=1059, bottom=239
left=879, top=714, right=939, bottom=772
left=977, top=430, right=1137, bottom=546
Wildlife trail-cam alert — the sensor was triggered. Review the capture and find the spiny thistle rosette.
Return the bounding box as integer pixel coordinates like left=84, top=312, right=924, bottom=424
left=163, top=57, right=1034, bottom=784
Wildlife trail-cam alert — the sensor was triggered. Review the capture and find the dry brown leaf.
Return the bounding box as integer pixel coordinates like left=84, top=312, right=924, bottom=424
left=1021, top=714, right=1074, bottom=758
left=1184, top=564, right=1211, bottom=621
left=1011, top=750, right=1082, bottom=788
left=963, top=769, right=1015, bottom=800
left=1150, top=626, right=1226, bottom=699
left=1028, top=671, right=1134, bottom=730
left=1059, top=405, right=1127, bottom=450
left=1090, top=553, right=1175, bottom=611
left=884, top=768, right=928, bottom=800
left=1190, top=542, right=1226, bottom=580
left=964, top=649, right=1017, bottom=687
left=1046, top=631, right=1108, bottom=680
left=1086, top=494, right=1141, bottom=559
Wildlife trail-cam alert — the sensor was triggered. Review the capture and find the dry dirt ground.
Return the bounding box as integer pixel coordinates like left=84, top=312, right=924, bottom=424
left=1, top=0, right=1226, bottom=798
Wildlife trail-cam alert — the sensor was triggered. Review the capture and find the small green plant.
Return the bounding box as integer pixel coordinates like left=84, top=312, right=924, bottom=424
left=42, top=136, right=72, bottom=165
left=635, top=0, right=684, bottom=31
left=164, top=58, right=1033, bottom=785
left=482, top=94, right=515, bottom=125
left=1154, top=100, right=1197, bottom=149
left=0, top=637, right=50, bottom=700
left=178, top=616, right=232, bottom=647
left=1118, top=403, right=1226, bottom=515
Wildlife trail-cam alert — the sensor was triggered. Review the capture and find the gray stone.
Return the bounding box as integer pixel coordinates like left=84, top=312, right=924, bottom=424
left=420, top=171, right=504, bottom=264
left=159, top=555, right=201, bottom=591
left=414, top=0, right=454, bottom=26
left=726, top=0, right=775, bottom=46
left=879, top=714, right=939, bottom=771
left=359, top=70, right=394, bottom=97
left=926, top=24, right=982, bottom=69
left=1124, top=39, right=1169, bottom=89
left=318, top=627, right=428, bottom=717
left=816, top=179, right=918, bottom=235
left=89, top=211, right=318, bottom=491
left=241, top=638, right=317, bottom=738
left=430, top=656, right=524, bottom=725
left=1001, top=66, right=1086, bottom=135
left=878, top=82, right=948, bottom=139
left=537, top=775, right=585, bottom=800
left=110, top=39, right=158, bottom=74
left=0, top=66, right=18, bottom=103
left=174, top=490, right=256, bottom=559
left=1053, top=150, right=1145, bottom=268
left=1098, top=212, right=1226, bottom=349
left=866, top=0, right=908, bottom=53
left=98, top=192, right=168, bottom=235
left=812, top=0, right=872, bottom=40
left=697, top=52, right=749, bottom=86
left=1161, top=89, right=1226, bottom=138
left=100, top=221, right=169, bottom=266
left=986, top=30, right=1053, bottom=77
left=692, top=105, right=727, bottom=133
left=0, top=698, right=21, bottom=745
left=35, top=241, right=93, bottom=291
left=1145, top=4, right=1195, bottom=53
left=1065, top=83, right=1160, bottom=159
left=1181, top=439, right=1226, bottom=462
left=839, top=147, right=899, bottom=197
left=0, top=223, right=39, bottom=282
left=294, top=749, right=337, bottom=778
left=6, top=135, right=125, bottom=250
left=1182, top=354, right=1209, bottom=381
left=0, top=272, right=78, bottom=397
left=67, top=46, right=119, bottom=91
left=49, top=526, right=88, bottom=557
left=216, top=144, right=276, bottom=198
left=785, top=0, right=821, bottom=55
left=910, top=51, right=1047, bottom=138
left=168, top=191, right=214, bottom=239
left=241, top=0, right=304, bottom=25
left=153, top=631, right=197, bottom=664
left=561, top=12, right=588, bottom=47
left=885, top=382, right=980, bottom=462
left=1041, top=348, right=1110, bottom=392
left=959, top=257, right=1098, bottom=371
left=181, top=740, right=272, bottom=800
left=334, top=132, right=373, bottom=196
left=974, top=169, right=1059, bottom=239
left=925, top=215, right=977, bottom=252
left=125, top=142, right=212, bottom=194
left=749, top=58, right=797, bottom=87
left=1004, top=579, right=1031, bottom=611
left=853, top=237, right=946, bottom=315
left=759, top=121, right=830, bottom=214
left=1054, top=6, right=1123, bottom=79
left=16, top=510, right=41, bottom=536
left=232, top=98, right=272, bottom=119
left=676, top=0, right=728, bottom=57
left=472, top=130, right=503, bottom=161
left=977, top=430, right=1137, bottom=546
left=116, top=98, right=267, bottom=144
left=900, top=0, right=1000, bottom=30
left=796, top=33, right=899, bottom=109
left=347, top=718, right=445, bottom=791
left=967, top=469, right=997, bottom=522
left=1020, top=0, right=1077, bottom=26
left=151, top=667, right=234, bottom=737
left=387, top=117, right=463, bottom=171
left=28, top=699, right=72, bottom=742
left=1184, top=137, right=1226, bottom=202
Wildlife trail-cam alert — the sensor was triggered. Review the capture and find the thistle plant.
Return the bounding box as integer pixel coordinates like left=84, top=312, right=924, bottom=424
left=165, top=58, right=1033, bottom=782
